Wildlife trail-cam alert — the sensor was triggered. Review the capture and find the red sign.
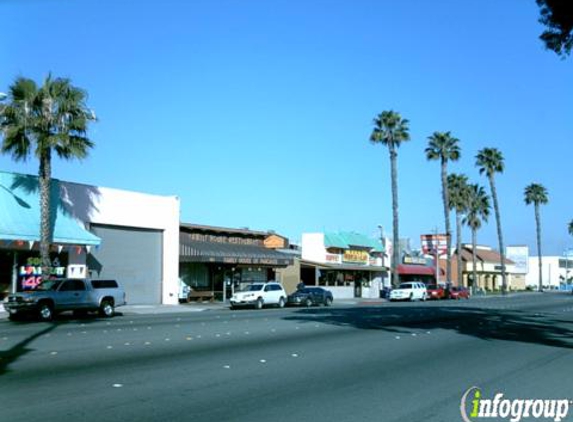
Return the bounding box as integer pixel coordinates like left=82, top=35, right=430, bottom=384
left=420, top=234, right=449, bottom=255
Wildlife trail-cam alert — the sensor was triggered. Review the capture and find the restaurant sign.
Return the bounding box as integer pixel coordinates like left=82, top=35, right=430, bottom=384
left=343, top=250, right=369, bottom=264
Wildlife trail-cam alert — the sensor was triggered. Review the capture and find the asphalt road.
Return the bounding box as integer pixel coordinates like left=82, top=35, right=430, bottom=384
left=1, top=293, right=573, bottom=422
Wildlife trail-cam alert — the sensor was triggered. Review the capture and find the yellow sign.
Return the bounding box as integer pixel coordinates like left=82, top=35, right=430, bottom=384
left=343, top=250, right=369, bottom=264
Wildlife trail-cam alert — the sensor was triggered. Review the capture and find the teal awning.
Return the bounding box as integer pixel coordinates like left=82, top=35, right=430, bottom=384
left=324, top=231, right=384, bottom=253
left=0, top=171, right=101, bottom=246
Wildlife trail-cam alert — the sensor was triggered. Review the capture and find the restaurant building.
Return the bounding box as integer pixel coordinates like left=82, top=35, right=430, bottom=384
left=451, top=244, right=524, bottom=291
left=179, top=224, right=294, bottom=300
left=301, top=232, right=387, bottom=299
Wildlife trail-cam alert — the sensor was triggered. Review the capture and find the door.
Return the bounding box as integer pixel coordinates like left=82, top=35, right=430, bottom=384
left=57, top=279, right=89, bottom=310
left=89, top=224, right=163, bottom=304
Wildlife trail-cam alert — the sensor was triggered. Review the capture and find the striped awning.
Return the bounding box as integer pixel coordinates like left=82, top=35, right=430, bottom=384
left=180, top=238, right=293, bottom=267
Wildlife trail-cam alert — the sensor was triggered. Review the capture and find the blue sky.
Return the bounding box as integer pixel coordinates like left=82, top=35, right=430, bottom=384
left=1, top=0, right=572, bottom=255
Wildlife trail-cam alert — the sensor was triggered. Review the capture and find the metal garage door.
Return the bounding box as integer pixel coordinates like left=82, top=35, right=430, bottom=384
left=88, top=224, right=163, bottom=304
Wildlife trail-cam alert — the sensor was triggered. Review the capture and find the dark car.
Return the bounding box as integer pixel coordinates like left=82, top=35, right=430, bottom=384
left=449, top=286, right=470, bottom=300
left=287, top=287, right=333, bottom=307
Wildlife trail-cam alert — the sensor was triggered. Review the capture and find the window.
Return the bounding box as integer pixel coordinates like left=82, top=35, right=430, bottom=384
left=92, top=280, right=119, bottom=289
left=59, top=280, right=86, bottom=291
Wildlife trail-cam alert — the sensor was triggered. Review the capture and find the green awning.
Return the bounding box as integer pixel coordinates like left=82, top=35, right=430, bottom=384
left=0, top=171, right=101, bottom=246
left=324, top=231, right=384, bottom=253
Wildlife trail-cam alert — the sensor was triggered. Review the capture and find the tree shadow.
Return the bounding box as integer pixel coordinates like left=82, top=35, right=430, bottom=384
left=9, top=173, right=101, bottom=224
left=284, top=304, right=573, bottom=350
left=0, top=314, right=117, bottom=376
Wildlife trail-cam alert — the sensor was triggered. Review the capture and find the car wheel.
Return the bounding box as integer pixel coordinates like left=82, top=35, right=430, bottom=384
left=421, top=293, right=427, bottom=302
left=255, top=298, right=264, bottom=310
left=304, top=298, right=312, bottom=307
left=324, top=297, right=333, bottom=307
left=409, top=293, right=414, bottom=302
left=278, top=297, right=286, bottom=308
left=38, top=302, right=54, bottom=322
left=99, top=300, right=115, bottom=318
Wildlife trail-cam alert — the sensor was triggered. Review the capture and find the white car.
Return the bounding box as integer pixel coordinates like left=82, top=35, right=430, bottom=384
left=389, top=282, right=427, bottom=301
left=230, top=282, right=287, bottom=309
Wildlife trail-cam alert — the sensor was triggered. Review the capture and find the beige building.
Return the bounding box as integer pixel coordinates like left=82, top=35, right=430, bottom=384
left=450, top=245, right=526, bottom=291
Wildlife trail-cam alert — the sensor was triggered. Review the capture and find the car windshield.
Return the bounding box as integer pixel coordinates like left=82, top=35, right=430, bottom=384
left=34, top=279, right=64, bottom=291
left=426, top=285, right=438, bottom=290
left=398, top=284, right=413, bottom=289
left=245, top=284, right=264, bottom=292
left=295, top=288, right=311, bottom=294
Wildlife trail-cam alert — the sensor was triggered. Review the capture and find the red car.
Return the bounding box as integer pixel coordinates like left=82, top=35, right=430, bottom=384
left=426, top=284, right=447, bottom=300
left=449, top=286, right=470, bottom=299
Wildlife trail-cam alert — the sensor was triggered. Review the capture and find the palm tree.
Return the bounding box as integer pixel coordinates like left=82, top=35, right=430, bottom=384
left=425, top=132, right=460, bottom=285
left=447, top=173, right=469, bottom=287
left=463, top=184, right=490, bottom=293
left=370, top=110, right=411, bottom=287
left=524, top=183, right=549, bottom=292
left=568, top=219, right=573, bottom=237
left=476, top=147, right=506, bottom=293
left=0, top=75, right=96, bottom=279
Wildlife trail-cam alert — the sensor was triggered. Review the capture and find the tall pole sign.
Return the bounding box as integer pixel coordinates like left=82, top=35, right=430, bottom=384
left=421, top=234, right=449, bottom=284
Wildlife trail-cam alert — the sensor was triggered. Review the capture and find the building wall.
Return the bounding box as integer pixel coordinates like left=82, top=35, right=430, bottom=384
left=526, top=256, right=569, bottom=289
left=61, top=181, right=181, bottom=304
left=275, top=258, right=301, bottom=294
left=301, top=233, right=327, bottom=263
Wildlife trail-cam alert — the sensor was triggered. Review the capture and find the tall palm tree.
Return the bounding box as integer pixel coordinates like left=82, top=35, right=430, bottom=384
left=568, top=219, right=573, bottom=237
left=524, top=183, right=549, bottom=292
left=476, top=147, right=506, bottom=293
left=425, top=131, right=460, bottom=285
left=0, top=75, right=96, bottom=279
left=463, top=184, right=490, bottom=293
left=447, top=173, right=469, bottom=287
left=370, top=110, right=411, bottom=287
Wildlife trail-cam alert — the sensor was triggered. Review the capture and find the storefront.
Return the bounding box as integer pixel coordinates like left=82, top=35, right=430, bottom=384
left=0, top=171, right=180, bottom=304
left=397, top=256, right=444, bottom=285
left=453, top=245, right=520, bottom=291
left=301, top=231, right=387, bottom=299
left=0, top=172, right=101, bottom=298
left=179, top=224, right=294, bottom=300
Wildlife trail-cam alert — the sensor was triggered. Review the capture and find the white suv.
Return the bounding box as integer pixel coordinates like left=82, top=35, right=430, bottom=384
left=230, top=282, right=287, bottom=310
left=389, top=282, right=427, bottom=301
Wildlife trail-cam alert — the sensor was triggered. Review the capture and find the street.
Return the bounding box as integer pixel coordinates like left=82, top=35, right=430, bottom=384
left=1, top=293, right=573, bottom=422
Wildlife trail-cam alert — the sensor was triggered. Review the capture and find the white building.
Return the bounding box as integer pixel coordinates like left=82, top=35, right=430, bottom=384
left=0, top=171, right=180, bottom=305
left=526, top=255, right=573, bottom=290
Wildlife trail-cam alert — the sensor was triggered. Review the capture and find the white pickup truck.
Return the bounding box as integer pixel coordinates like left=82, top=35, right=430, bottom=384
left=3, top=278, right=126, bottom=321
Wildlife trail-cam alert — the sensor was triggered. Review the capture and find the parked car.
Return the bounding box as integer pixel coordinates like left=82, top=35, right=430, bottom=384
left=426, top=284, right=447, bottom=300
left=449, top=286, right=470, bottom=300
left=229, top=282, right=287, bottom=309
left=3, top=278, right=126, bottom=321
left=389, top=282, right=427, bottom=301
left=287, top=287, right=333, bottom=307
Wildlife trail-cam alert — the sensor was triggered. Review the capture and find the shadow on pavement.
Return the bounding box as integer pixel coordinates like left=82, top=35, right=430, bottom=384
left=284, top=305, right=573, bottom=350
left=0, top=316, right=104, bottom=376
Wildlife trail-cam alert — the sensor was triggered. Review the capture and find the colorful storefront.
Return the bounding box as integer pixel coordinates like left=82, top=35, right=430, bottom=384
left=0, top=170, right=180, bottom=304
left=301, top=231, right=387, bottom=299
